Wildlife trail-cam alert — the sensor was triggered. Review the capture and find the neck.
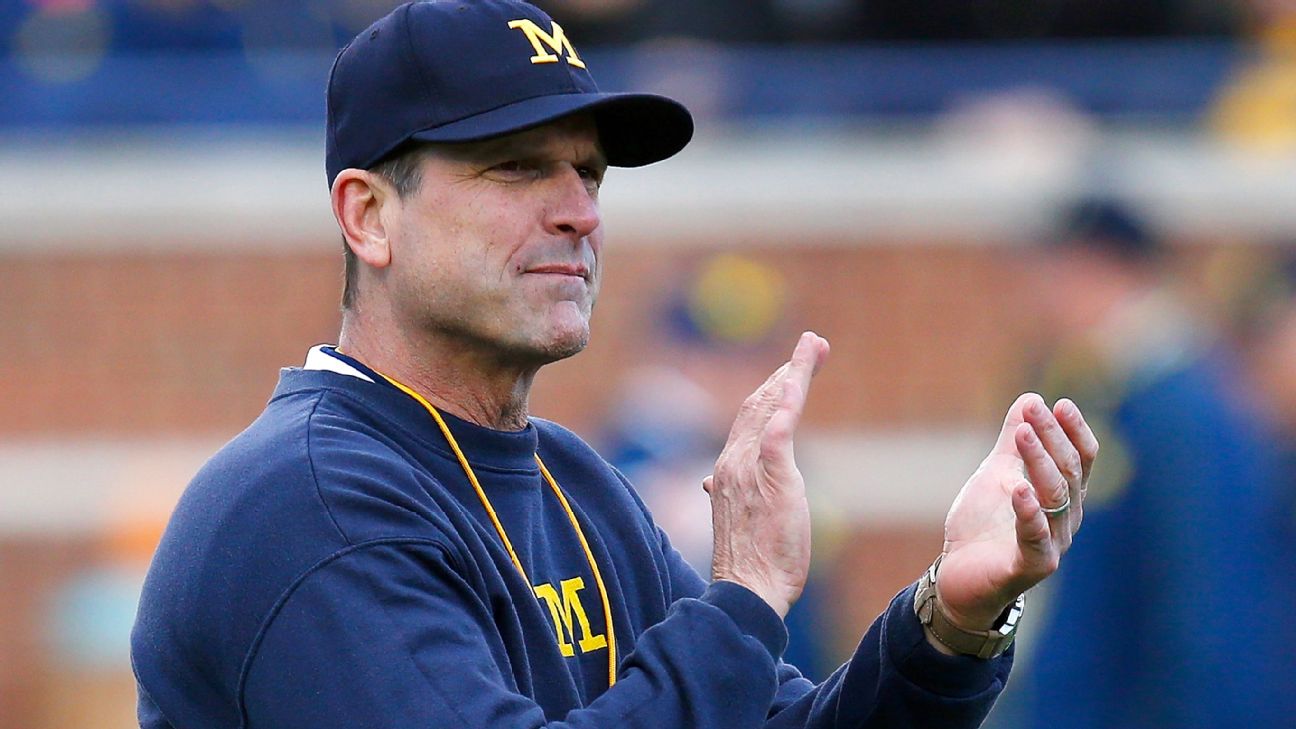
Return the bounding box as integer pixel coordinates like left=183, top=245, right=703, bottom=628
left=339, top=314, right=538, bottom=432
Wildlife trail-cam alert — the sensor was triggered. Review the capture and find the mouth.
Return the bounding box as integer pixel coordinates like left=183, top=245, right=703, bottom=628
left=525, top=264, right=590, bottom=281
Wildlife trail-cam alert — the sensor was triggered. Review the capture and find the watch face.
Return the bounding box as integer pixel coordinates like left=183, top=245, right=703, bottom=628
left=996, top=594, right=1026, bottom=635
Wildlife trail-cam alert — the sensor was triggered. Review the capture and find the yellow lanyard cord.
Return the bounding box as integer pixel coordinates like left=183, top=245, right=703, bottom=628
left=534, top=457, right=618, bottom=688
left=379, top=374, right=618, bottom=688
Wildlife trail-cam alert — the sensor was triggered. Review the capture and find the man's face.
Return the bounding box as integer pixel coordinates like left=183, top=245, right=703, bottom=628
left=382, top=115, right=607, bottom=367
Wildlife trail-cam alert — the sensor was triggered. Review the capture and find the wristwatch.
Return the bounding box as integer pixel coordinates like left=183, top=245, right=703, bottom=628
left=913, top=554, right=1024, bottom=659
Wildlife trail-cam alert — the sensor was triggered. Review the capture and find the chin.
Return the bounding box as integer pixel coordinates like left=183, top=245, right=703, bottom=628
left=539, top=329, right=590, bottom=362
left=500, top=325, right=589, bottom=367
left=501, top=302, right=594, bottom=364
left=536, top=307, right=592, bottom=360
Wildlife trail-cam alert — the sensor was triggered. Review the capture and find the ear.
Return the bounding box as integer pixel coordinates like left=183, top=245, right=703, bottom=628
left=331, top=169, right=395, bottom=271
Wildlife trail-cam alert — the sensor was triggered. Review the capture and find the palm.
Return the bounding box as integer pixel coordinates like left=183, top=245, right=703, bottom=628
left=932, top=394, right=1096, bottom=630
left=941, top=454, right=1050, bottom=625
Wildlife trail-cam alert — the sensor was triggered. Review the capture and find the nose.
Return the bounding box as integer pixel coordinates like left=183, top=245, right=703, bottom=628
left=545, top=165, right=601, bottom=240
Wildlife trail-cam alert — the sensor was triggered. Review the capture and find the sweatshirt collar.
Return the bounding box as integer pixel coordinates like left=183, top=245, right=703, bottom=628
left=304, top=344, right=374, bottom=382
left=300, top=345, right=540, bottom=472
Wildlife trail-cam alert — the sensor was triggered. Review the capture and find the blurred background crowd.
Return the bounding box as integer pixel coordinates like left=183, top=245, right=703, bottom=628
left=3, top=1, right=1296, bottom=728
left=0, top=0, right=1261, bottom=56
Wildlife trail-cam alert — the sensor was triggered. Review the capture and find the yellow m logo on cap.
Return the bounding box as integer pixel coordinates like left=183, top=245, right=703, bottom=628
left=508, top=18, right=586, bottom=69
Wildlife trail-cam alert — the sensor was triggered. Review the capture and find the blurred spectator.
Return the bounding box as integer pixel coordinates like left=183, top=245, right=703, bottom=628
left=1207, top=245, right=1296, bottom=448
left=597, top=365, right=723, bottom=572
left=535, top=0, right=785, bottom=44
left=108, top=1, right=243, bottom=53
left=1224, top=250, right=1296, bottom=584
left=855, top=0, right=1240, bottom=41
left=529, top=0, right=649, bottom=45
left=542, top=0, right=1242, bottom=43
left=1211, top=0, right=1296, bottom=150
left=993, top=198, right=1296, bottom=728
left=0, top=0, right=1249, bottom=58
left=1233, top=255, right=1296, bottom=438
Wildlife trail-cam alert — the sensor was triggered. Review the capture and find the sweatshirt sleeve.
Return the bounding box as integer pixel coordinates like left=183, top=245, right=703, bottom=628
left=240, top=539, right=787, bottom=729
left=652, top=527, right=1011, bottom=728
left=764, top=581, right=1012, bottom=728
left=648, top=511, right=1011, bottom=729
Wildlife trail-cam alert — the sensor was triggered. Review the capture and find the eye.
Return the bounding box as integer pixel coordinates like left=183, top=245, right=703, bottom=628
left=576, top=165, right=605, bottom=190
left=486, top=160, right=538, bottom=180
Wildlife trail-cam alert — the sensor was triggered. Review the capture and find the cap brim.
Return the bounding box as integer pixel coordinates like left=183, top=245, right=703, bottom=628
left=408, top=92, right=693, bottom=168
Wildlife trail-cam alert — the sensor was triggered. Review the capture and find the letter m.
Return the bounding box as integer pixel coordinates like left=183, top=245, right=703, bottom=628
left=533, top=577, right=607, bottom=656
left=507, top=19, right=587, bottom=69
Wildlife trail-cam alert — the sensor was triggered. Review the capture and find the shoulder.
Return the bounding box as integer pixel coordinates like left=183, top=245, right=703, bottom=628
left=167, top=374, right=465, bottom=582
left=189, top=378, right=407, bottom=515
left=133, top=372, right=480, bottom=719
left=292, top=382, right=477, bottom=545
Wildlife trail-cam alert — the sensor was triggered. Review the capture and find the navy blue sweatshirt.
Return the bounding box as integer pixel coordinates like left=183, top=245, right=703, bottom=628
left=131, top=348, right=1011, bottom=728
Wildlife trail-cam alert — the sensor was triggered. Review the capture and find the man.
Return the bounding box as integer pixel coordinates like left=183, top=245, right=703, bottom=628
left=130, top=2, right=1096, bottom=727
left=1000, top=198, right=1296, bottom=728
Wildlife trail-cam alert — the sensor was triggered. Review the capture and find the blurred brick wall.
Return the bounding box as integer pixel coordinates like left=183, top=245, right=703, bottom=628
left=0, top=537, right=100, bottom=727
left=1, top=252, right=344, bottom=436
left=0, top=238, right=1032, bottom=437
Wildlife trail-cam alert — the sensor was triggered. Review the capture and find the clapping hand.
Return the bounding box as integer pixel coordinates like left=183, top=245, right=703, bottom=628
left=705, top=332, right=830, bottom=618
left=934, top=393, right=1098, bottom=636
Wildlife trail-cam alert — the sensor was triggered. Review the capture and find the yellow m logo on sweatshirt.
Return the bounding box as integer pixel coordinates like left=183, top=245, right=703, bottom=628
left=533, top=577, right=606, bottom=656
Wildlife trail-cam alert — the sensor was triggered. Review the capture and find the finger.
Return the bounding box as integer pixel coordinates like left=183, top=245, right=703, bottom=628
left=1014, top=421, right=1069, bottom=512
left=1053, top=398, right=1099, bottom=486
left=1011, top=480, right=1051, bottom=556
left=992, top=392, right=1043, bottom=456
left=723, top=362, right=790, bottom=446
left=1022, top=397, right=1084, bottom=497
left=718, top=332, right=827, bottom=463
left=760, top=333, right=829, bottom=463
left=1012, top=481, right=1061, bottom=573
left=781, top=332, right=830, bottom=414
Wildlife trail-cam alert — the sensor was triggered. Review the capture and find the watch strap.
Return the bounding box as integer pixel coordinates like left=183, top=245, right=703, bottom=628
left=913, top=554, right=1024, bottom=659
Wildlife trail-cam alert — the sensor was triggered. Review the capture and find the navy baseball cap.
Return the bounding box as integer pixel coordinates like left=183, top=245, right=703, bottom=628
left=1054, top=196, right=1161, bottom=261
left=325, top=0, right=694, bottom=187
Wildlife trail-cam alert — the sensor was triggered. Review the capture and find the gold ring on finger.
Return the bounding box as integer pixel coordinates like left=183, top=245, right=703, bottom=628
left=1041, top=493, right=1071, bottom=517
